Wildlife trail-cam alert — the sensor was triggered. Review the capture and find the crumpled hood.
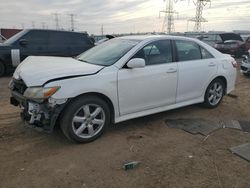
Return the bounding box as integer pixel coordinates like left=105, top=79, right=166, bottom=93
left=14, top=56, right=104, bottom=86
left=219, top=33, right=243, bottom=42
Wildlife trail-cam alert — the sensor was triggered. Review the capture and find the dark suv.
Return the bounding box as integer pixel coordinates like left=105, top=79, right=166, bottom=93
left=0, top=29, right=94, bottom=76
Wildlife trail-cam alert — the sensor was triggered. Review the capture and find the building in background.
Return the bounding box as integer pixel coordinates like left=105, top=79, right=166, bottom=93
left=0, top=29, right=22, bottom=42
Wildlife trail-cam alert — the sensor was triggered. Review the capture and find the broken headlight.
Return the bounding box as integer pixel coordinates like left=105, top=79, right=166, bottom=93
left=24, top=86, right=61, bottom=100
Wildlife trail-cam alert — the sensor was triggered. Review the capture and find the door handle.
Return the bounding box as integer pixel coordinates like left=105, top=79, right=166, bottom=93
left=208, top=62, right=216, bottom=67
left=166, top=68, right=177, bottom=73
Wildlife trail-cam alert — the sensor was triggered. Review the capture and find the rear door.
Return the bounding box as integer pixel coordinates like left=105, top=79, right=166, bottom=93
left=47, top=31, right=71, bottom=57
left=118, top=40, right=178, bottom=115
left=174, top=40, right=217, bottom=103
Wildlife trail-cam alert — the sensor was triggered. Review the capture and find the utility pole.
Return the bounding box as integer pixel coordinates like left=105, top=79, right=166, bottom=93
left=189, top=0, right=211, bottom=32
left=160, top=0, right=177, bottom=34
left=52, top=13, right=60, bottom=30
left=101, top=24, right=104, bottom=36
left=68, top=14, right=76, bottom=31
left=41, top=22, right=46, bottom=29
left=31, top=21, right=35, bottom=29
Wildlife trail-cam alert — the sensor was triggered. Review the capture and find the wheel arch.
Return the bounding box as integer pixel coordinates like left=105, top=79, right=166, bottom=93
left=54, top=92, right=115, bottom=129
left=205, top=75, right=227, bottom=97
left=213, top=76, right=227, bottom=95
left=77, top=92, right=115, bottom=123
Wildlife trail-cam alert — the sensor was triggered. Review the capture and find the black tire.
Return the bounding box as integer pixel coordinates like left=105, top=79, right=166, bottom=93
left=0, top=61, right=5, bottom=77
left=203, top=78, right=225, bottom=108
left=60, top=95, right=110, bottom=143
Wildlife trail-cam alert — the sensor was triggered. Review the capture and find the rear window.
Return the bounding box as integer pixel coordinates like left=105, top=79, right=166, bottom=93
left=70, top=33, right=93, bottom=45
left=49, top=31, right=71, bottom=46
left=175, top=40, right=202, bottom=61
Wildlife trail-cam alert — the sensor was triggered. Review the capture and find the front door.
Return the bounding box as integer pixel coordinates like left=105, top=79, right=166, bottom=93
left=118, top=40, right=178, bottom=115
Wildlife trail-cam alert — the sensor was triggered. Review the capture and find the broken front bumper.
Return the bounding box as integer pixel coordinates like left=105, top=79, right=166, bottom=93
left=10, top=90, right=66, bottom=133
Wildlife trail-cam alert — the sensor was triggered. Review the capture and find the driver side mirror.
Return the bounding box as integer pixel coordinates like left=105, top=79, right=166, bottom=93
left=19, top=39, right=28, bottom=47
left=127, top=58, right=145, bottom=69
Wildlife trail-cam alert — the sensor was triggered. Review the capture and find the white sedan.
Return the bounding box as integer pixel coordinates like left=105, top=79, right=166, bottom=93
left=9, top=35, right=237, bottom=143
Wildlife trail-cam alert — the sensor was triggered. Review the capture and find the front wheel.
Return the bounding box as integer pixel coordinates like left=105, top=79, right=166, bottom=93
left=60, top=95, right=111, bottom=143
left=203, top=79, right=225, bottom=108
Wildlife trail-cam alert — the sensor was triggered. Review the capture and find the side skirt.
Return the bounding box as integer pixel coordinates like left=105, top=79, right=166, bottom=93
left=114, top=97, right=204, bottom=123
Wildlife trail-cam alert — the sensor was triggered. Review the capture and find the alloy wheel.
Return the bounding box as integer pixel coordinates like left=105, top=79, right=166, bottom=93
left=208, top=82, right=223, bottom=106
left=72, top=104, right=106, bottom=139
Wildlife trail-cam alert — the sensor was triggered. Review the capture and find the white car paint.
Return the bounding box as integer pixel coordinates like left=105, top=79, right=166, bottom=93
left=13, top=56, right=103, bottom=86
left=13, top=35, right=237, bottom=124
left=118, top=62, right=178, bottom=115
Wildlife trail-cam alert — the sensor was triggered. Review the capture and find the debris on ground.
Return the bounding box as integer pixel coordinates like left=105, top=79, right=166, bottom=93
left=221, top=120, right=242, bottom=130
left=165, top=119, right=221, bottom=136
left=166, top=119, right=250, bottom=136
left=123, top=160, right=140, bottom=171
left=230, top=143, right=250, bottom=162
left=238, top=121, right=250, bottom=132
left=227, top=94, right=238, bottom=99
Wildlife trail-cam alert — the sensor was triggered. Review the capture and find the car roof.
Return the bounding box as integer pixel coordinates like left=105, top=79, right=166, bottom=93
left=24, top=29, right=88, bottom=35
left=117, top=35, right=200, bottom=42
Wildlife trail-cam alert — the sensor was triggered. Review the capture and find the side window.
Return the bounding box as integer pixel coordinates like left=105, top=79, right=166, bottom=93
left=20, top=31, right=49, bottom=48
left=132, top=40, right=172, bottom=65
left=175, top=40, right=202, bottom=61
left=143, top=45, right=160, bottom=56
left=49, top=31, right=71, bottom=47
left=70, top=34, right=88, bottom=46
left=200, top=46, right=214, bottom=59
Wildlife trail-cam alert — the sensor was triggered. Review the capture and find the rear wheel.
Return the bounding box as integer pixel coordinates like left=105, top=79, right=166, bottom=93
left=0, top=61, right=5, bottom=77
left=203, top=79, right=225, bottom=108
left=60, top=95, right=110, bottom=143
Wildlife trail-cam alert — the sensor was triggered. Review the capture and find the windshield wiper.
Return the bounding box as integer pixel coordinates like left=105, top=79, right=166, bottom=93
left=77, top=58, right=108, bottom=67
left=77, top=59, right=92, bottom=64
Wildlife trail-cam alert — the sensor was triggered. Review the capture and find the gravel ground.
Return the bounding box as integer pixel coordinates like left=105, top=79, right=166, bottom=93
left=0, top=64, right=249, bottom=188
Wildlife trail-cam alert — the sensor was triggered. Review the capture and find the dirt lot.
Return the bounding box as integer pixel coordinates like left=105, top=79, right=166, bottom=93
left=0, top=66, right=250, bottom=188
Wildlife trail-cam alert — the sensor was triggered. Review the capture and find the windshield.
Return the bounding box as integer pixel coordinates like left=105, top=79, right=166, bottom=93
left=77, top=39, right=140, bottom=66
left=4, top=30, right=28, bottom=44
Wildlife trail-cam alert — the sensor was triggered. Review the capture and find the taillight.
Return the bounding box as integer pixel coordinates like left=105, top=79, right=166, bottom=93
left=231, top=60, right=237, bottom=68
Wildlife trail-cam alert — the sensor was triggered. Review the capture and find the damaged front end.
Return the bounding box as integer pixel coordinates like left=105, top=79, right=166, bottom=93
left=9, top=79, right=67, bottom=133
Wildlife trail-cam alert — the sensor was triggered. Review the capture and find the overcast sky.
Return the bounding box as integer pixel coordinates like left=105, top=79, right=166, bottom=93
left=0, top=0, right=249, bottom=34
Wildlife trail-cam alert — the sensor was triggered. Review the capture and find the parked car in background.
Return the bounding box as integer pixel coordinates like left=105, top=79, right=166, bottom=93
left=9, top=35, right=237, bottom=143
left=244, top=36, right=250, bottom=52
left=95, top=35, right=115, bottom=45
left=241, top=49, right=250, bottom=75
left=214, top=33, right=245, bottom=57
left=0, top=29, right=94, bottom=76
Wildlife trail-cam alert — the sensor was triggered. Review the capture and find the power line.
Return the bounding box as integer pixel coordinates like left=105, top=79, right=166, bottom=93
left=159, top=0, right=186, bottom=34
left=68, top=14, right=76, bottom=31
left=52, top=13, right=60, bottom=30
left=41, top=22, right=46, bottom=29
left=101, top=24, right=104, bottom=36
left=189, top=0, right=211, bottom=32
left=31, top=21, right=35, bottom=29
